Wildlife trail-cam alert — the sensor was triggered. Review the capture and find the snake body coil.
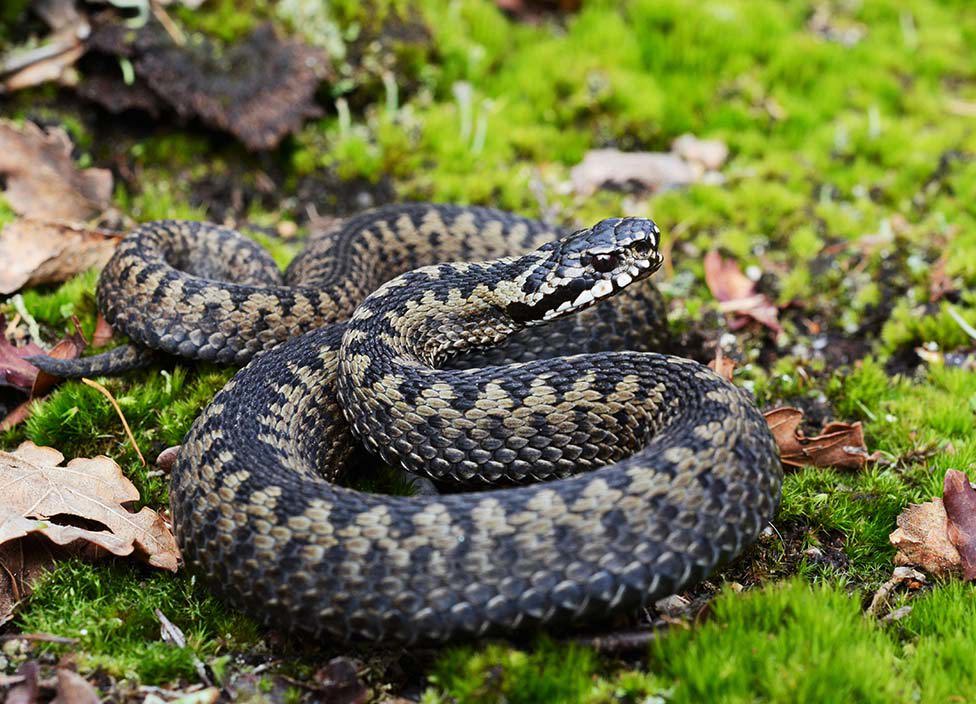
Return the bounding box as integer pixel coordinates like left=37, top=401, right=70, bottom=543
left=34, top=204, right=781, bottom=643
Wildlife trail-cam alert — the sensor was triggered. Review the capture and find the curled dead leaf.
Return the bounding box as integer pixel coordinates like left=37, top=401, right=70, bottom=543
left=890, top=498, right=961, bottom=578
left=763, top=407, right=871, bottom=469
left=0, top=442, right=179, bottom=571
left=704, top=250, right=781, bottom=333
left=0, top=220, right=122, bottom=295
left=943, top=470, right=976, bottom=580
left=55, top=669, right=100, bottom=704
left=0, top=120, right=111, bottom=221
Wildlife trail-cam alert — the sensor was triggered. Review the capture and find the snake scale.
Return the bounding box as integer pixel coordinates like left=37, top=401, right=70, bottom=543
left=32, top=203, right=782, bottom=644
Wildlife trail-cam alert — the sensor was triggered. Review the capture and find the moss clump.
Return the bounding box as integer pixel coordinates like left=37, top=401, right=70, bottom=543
left=16, top=560, right=259, bottom=683
left=429, top=581, right=976, bottom=703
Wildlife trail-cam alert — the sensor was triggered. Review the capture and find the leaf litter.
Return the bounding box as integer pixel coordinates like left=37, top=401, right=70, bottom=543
left=890, top=470, right=976, bottom=579
left=0, top=442, right=179, bottom=623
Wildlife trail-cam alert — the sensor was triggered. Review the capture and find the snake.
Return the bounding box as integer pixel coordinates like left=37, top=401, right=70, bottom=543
left=31, top=203, right=782, bottom=644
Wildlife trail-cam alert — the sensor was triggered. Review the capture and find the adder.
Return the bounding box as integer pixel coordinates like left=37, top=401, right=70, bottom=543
left=32, top=204, right=781, bottom=643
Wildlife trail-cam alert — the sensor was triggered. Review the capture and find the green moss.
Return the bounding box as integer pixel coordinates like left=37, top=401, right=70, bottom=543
left=173, top=0, right=270, bottom=43
left=20, top=365, right=233, bottom=506
left=16, top=560, right=259, bottom=683
left=7, top=0, right=976, bottom=697
left=10, top=270, right=101, bottom=341
left=429, top=581, right=976, bottom=703
left=428, top=639, right=602, bottom=704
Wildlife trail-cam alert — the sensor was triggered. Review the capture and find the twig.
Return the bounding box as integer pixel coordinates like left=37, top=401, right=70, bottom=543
left=151, top=0, right=186, bottom=46
left=81, top=377, right=146, bottom=465
left=947, top=305, right=976, bottom=341
left=0, top=632, right=78, bottom=644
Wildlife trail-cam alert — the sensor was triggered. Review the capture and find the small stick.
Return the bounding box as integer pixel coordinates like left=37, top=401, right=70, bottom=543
left=0, top=632, right=78, bottom=644
left=81, top=377, right=146, bottom=466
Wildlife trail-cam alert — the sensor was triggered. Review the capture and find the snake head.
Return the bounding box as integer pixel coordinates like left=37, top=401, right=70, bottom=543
left=506, top=217, right=664, bottom=324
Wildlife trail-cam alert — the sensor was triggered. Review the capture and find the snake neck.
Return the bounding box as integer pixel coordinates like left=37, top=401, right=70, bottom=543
left=344, top=256, right=542, bottom=368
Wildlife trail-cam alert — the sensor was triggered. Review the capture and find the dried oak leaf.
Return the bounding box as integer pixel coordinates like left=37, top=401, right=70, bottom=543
left=0, top=219, right=122, bottom=294
left=0, top=442, right=179, bottom=570
left=890, top=498, right=961, bottom=578
left=0, top=120, right=111, bottom=221
left=704, top=250, right=781, bottom=333
left=53, top=669, right=100, bottom=704
left=943, top=469, right=976, bottom=580
left=764, top=407, right=870, bottom=469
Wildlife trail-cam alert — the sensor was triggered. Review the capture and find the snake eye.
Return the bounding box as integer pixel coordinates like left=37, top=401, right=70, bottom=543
left=632, top=239, right=651, bottom=256
left=585, top=253, right=619, bottom=273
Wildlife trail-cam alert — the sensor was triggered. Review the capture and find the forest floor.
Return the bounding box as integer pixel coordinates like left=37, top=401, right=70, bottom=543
left=2, top=0, right=976, bottom=702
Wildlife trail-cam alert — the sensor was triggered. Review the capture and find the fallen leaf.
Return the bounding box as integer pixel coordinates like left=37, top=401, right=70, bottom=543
left=570, top=135, right=727, bottom=197
left=0, top=0, right=89, bottom=93
left=0, top=316, right=86, bottom=395
left=314, top=658, right=368, bottom=704
left=671, top=133, right=729, bottom=172
left=764, top=407, right=871, bottom=469
left=890, top=499, right=961, bottom=578
left=0, top=220, right=122, bottom=294
left=5, top=661, right=39, bottom=704
left=707, top=349, right=736, bottom=381
left=0, top=120, right=112, bottom=221
left=155, top=445, right=181, bottom=474
left=53, top=669, right=100, bottom=704
left=0, top=442, right=179, bottom=571
left=91, top=315, right=114, bottom=349
left=704, top=250, right=782, bottom=333
left=0, top=334, right=46, bottom=392
left=571, top=149, right=697, bottom=197
left=943, top=470, right=976, bottom=580
left=86, top=21, right=329, bottom=151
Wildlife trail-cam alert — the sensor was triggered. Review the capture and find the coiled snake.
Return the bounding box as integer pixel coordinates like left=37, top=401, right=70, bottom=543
left=33, top=204, right=781, bottom=644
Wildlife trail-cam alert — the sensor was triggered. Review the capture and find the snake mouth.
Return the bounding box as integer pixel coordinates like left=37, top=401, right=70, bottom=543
left=507, top=252, right=662, bottom=325
left=539, top=252, right=663, bottom=321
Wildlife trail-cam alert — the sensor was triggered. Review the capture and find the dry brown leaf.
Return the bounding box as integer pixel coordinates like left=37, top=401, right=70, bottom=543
left=0, top=219, right=121, bottom=295
left=671, top=134, right=729, bottom=172
left=571, top=149, right=698, bottom=197
left=890, top=498, right=961, bottom=578
left=53, top=669, right=100, bottom=704
left=0, top=442, right=179, bottom=571
left=0, top=315, right=85, bottom=395
left=704, top=250, right=782, bottom=333
left=943, top=469, right=976, bottom=580
left=764, top=407, right=871, bottom=469
left=707, top=349, right=736, bottom=381
left=0, top=120, right=112, bottom=221
left=313, top=658, right=368, bottom=704
left=91, top=315, right=114, bottom=348
left=5, top=661, right=40, bottom=704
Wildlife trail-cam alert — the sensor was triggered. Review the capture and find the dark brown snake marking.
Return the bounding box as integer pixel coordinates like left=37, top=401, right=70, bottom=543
left=32, top=204, right=781, bottom=644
